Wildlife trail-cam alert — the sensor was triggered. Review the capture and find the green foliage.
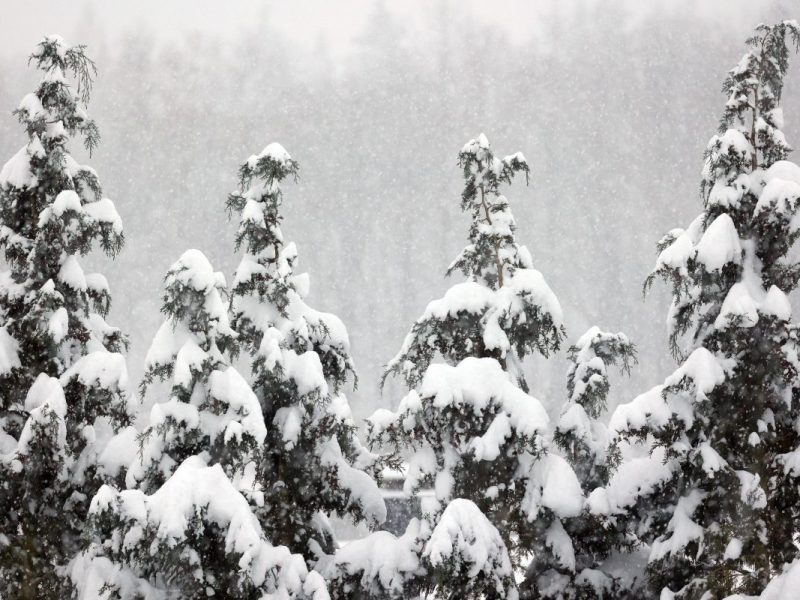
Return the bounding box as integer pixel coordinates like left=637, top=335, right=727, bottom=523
left=616, top=22, right=800, bottom=599
left=0, top=36, right=129, bottom=599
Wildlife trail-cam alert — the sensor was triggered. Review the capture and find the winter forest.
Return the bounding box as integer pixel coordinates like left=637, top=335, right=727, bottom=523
left=4, top=1, right=800, bottom=599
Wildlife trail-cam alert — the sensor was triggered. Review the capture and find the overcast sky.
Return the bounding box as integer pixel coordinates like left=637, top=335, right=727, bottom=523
left=1, top=0, right=790, bottom=63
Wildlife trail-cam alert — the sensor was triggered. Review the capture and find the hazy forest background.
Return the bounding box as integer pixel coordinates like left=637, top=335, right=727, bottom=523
left=2, top=0, right=798, bottom=422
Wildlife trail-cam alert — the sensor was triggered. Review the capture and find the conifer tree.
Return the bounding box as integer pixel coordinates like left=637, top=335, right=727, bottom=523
left=77, top=250, right=329, bottom=599
left=606, top=22, right=800, bottom=598
left=556, top=328, right=636, bottom=491
left=0, top=36, right=130, bottom=599
left=382, top=133, right=562, bottom=392
left=363, top=134, right=583, bottom=599
left=126, top=249, right=265, bottom=494
left=329, top=496, right=517, bottom=600
left=226, top=143, right=385, bottom=565
left=534, top=327, right=637, bottom=598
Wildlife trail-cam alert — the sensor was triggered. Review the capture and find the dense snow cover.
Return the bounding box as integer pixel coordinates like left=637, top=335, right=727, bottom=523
left=588, top=447, right=675, bottom=516
left=385, top=267, right=564, bottom=387
left=521, top=452, right=584, bottom=520
left=694, top=213, right=742, bottom=271
left=371, top=357, right=551, bottom=499
left=330, top=520, right=424, bottom=597
left=16, top=374, right=67, bottom=457
left=84, top=456, right=329, bottom=599
left=609, top=347, right=727, bottom=436
left=129, top=250, right=265, bottom=491
left=0, top=145, right=36, bottom=189
left=61, top=351, right=129, bottom=394
left=648, top=490, right=706, bottom=562
left=424, top=499, right=517, bottom=598
left=0, top=326, right=20, bottom=376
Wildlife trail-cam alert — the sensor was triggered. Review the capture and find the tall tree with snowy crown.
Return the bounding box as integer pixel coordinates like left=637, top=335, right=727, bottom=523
left=0, top=36, right=131, bottom=599
left=227, top=143, right=385, bottom=566
left=383, top=133, right=563, bottom=392
left=77, top=250, right=329, bottom=599
left=605, top=22, right=800, bottom=598
left=362, top=134, right=583, bottom=599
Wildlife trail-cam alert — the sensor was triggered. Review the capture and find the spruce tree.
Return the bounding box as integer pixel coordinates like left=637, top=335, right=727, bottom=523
left=541, top=327, right=637, bottom=598
left=0, top=36, right=130, bottom=598
left=364, top=134, right=583, bottom=599
left=77, top=250, right=328, bottom=599
left=607, top=22, right=800, bottom=598
left=226, top=143, right=385, bottom=566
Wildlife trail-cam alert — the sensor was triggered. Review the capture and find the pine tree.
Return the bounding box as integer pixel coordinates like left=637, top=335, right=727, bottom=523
left=607, top=22, right=800, bottom=598
left=539, top=327, right=637, bottom=598
left=365, top=134, right=583, bottom=599
left=226, top=143, right=385, bottom=566
left=77, top=250, right=328, bottom=599
left=0, top=36, right=130, bottom=599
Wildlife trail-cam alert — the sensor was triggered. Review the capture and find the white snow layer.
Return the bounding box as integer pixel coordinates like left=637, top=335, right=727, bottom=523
left=90, top=456, right=328, bottom=598
left=16, top=375, right=67, bottom=456
left=333, top=521, right=423, bottom=595
left=694, top=213, right=742, bottom=271
left=0, top=326, right=21, bottom=376
left=423, top=498, right=515, bottom=589
left=522, top=453, right=585, bottom=520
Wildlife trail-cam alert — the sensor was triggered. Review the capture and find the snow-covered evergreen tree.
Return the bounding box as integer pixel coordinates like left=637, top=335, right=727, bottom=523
left=125, top=249, right=265, bottom=494
left=382, top=133, right=562, bottom=392
left=364, top=134, right=583, bottom=599
left=0, top=36, right=131, bottom=599
left=556, top=328, right=636, bottom=490
left=535, top=327, right=637, bottom=598
left=329, top=498, right=517, bottom=600
left=77, top=250, right=329, bottom=598
left=605, top=22, right=800, bottom=598
left=226, top=143, right=385, bottom=565
left=327, top=517, right=426, bottom=599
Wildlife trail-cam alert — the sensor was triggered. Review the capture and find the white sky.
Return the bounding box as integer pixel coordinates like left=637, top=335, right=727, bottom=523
left=0, top=0, right=782, bottom=62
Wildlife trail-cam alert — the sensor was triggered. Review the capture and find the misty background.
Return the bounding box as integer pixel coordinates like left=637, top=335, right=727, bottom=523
left=1, top=0, right=799, bottom=422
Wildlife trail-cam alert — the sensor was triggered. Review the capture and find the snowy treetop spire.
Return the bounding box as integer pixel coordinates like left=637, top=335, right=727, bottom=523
left=226, top=143, right=383, bottom=565
left=229, top=142, right=298, bottom=259
left=384, top=134, right=563, bottom=390
left=0, top=33, right=126, bottom=425
left=647, top=22, right=800, bottom=357
left=565, top=327, right=636, bottom=417
left=228, top=144, right=355, bottom=390
left=131, top=250, right=263, bottom=495
left=719, top=21, right=800, bottom=171
left=31, top=35, right=96, bottom=106
left=450, top=132, right=530, bottom=289
left=555, top=327, right=636, bottom=494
